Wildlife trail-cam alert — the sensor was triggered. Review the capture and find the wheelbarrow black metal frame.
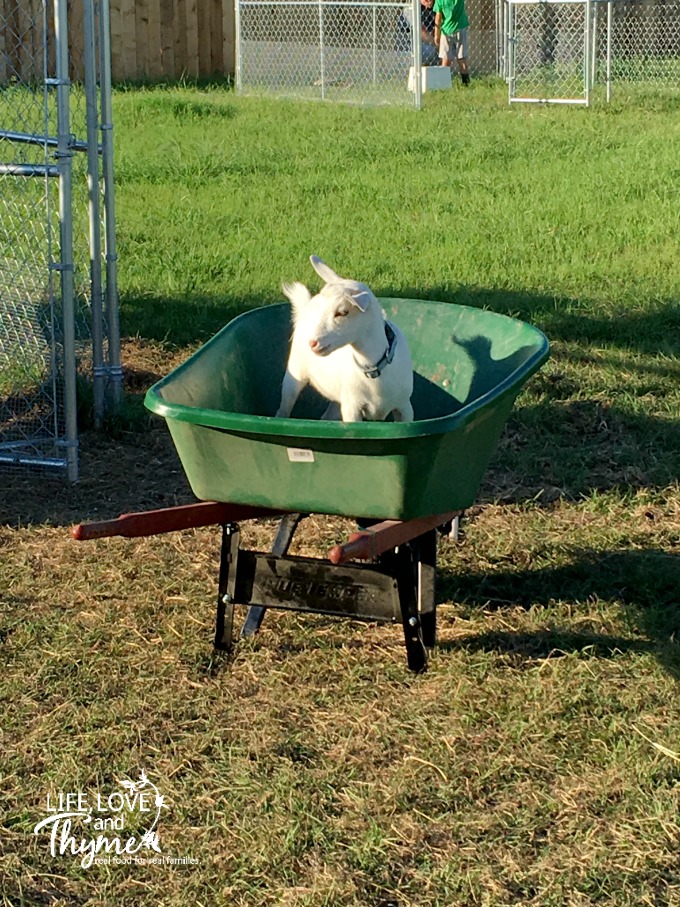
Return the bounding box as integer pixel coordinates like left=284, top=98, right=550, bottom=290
left=73, top=502, right=460, bottom=672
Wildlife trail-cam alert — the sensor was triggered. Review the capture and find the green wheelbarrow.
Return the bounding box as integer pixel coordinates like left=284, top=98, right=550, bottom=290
left=74, top=299, right=549, bottom=672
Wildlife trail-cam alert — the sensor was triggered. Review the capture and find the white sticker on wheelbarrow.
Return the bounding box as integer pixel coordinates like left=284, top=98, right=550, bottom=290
left=287, top=448, right=315, bottom=463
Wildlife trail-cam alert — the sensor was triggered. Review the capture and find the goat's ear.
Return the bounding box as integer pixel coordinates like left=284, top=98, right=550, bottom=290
left=310, top=256, right=341, bottom=283
left=348, top=289, right=373, bottom=312
left=282, top=281, right=312, bottom=313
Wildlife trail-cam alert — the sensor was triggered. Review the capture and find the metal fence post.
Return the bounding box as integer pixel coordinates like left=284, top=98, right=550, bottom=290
left=606, top=0, right=613, bottom=101
left=99, top=0, right=123, bottom=409
left=585, top=0, right=592, bottom=104
left=318, top=0, right=326, bottom=99
left=54, top=0, right=78, bottom=482
left=235, top=0, right=243, bottom=89
left=83, top=0, right=106, bottom=428
left=412, top=0, right=422, bottom=108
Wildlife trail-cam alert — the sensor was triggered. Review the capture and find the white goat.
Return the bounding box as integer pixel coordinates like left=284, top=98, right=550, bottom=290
left=275, top=256, right=414, bottom=423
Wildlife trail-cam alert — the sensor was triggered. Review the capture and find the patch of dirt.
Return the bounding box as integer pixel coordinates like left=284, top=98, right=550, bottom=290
left=0, top=339, right=196, bottom=529
left=0, top=423, right=194, bottom=529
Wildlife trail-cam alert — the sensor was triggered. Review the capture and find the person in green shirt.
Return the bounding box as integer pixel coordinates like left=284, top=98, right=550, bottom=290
left=433, top=0, right=470, bottom=85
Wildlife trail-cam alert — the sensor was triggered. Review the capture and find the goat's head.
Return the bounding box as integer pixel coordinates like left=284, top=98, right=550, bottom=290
left=285, top=256, right=378, bottom=356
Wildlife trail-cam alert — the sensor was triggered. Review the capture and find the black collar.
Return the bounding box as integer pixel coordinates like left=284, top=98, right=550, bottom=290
left=356, top=323, right=397, bottom=379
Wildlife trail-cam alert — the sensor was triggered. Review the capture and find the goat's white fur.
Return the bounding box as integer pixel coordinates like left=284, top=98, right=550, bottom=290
left=275, top=256, right=414, bottom=423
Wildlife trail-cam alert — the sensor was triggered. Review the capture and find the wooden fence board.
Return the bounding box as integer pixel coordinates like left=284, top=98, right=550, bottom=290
left=68, top=0, right=84, bottom=82
left=17, top=0, right=31, bottom=81
left=146, top=0, right=163, bottom=77
left=196, top=0, right=211, bottom=74
left=222, top=0, right=234, bottom=78
left=33, top=0, right=45, bottom=81
left=46, top=0, right=55, bottom=83
left=109, top=0, right=124, bottom=79
left=210, top=0, right=222, bottom=72
left=185, top=0, right=200, bottom=78
left=160, top=0, right=175, bottom=76
left=0, top=0, right=236, bottom=85
left=134, top=0, right=149, bottom=76
left=120, top=0, right=137, bottom=78
left=173, top=0, right=187, bottom=78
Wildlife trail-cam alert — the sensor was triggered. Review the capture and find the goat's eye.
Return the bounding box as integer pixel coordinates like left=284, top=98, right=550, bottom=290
left=335, top=310, right=348, bottom=319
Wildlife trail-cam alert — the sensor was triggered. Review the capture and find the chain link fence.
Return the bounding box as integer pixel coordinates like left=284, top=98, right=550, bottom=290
left=0, top=0, right=120, bottom=480
left=235, top=0, right=504, bottom=106
left=236, top=0, right=420, bottom=106
left=598, top=0, right=680, bottom=86
left=504, top=0, right=680, bottom=103
left=234, top=0, right=678, bottom=103
left=507, top=0, right=592, bottom=102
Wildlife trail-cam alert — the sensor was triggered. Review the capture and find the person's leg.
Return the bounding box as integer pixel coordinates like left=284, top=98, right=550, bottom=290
left=457, top=28, right=470, bottom=84
left=439, top=33, right=452, bottom=69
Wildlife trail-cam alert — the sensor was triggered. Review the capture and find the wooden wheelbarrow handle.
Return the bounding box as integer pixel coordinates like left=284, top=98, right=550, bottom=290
left=72, top=501, right=284, bottom=541
left=328, top=510, right=461, bottom=564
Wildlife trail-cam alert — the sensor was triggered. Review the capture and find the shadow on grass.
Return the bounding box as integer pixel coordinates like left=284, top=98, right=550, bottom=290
left=439, top=548, right=680, bottom=678
left=487, top=398, right=679, bottom=502
left=120, top=284, right=680, bottom=358
left=118, top=291, right=274, bottom=347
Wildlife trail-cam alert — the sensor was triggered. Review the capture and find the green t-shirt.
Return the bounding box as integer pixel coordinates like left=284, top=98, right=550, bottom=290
left=433, top=0, right=468, bottom=34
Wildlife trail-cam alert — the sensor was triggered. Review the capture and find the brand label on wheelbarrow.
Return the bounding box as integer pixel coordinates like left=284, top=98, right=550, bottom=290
left=287, top=447, right=315, bottom=463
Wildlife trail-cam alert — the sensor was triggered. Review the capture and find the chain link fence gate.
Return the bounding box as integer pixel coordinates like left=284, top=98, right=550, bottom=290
left=507, top=0, right=594, bottom=103
left=0, top=0, right=121, bottom=481
left=503, top=0, right=680, bottom=103
left=235, top=0, right=505, bottom=107
left=596, top=0, right=680, bottom=90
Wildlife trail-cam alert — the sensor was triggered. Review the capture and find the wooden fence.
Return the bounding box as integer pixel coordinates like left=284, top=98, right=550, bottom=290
left=2, top=0, right=674, bottom=87
left=109, top=0, right=234, bottom=80
left=0, top=0, right=235, bottom=84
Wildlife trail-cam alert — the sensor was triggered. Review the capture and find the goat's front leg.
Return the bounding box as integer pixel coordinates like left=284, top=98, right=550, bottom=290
left=392, top=402, right=414, bottom=422
left=275, top=370, right=306, bottom=418
left=340, top=401, right=364, bottom=423
left=320, top=402, right=341, bottom=421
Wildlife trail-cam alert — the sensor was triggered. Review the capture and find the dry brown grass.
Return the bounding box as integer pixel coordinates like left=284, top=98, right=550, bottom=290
left=1, top=338, right=679, bottom=907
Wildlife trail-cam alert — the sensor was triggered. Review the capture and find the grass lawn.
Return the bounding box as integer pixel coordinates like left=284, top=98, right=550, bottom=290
left=1, top=80, right=679, bottom=906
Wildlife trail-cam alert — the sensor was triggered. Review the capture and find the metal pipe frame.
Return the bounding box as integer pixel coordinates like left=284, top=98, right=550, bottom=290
left=98, top=0, right=124, bottom=409
left=0, top=163, right=59, bottom=177
left=606, top=0, right=612, bottom=101
left=0, top=129, right=92, bottom=153
left=0, top=453, right=69, bottom=470
left=238, top=0, right=413, bottom=7
left=235, top=0, right=243, bottom=89
left=584, top=0, right=592, bottom=104
left=83, top=0, right=106, bottom=427
left=590, top=0, right=598, bottom=92
left=236, top=0, right=420, bottom=107
left=411, top=0, right=422, bottom=109
left=506, top=0, right=616, bottom=105
left=54, top=0, right=78, bottom=483
left=318, top=0, right=326, bottom=99
left=509, top=96, right=590, bottom=103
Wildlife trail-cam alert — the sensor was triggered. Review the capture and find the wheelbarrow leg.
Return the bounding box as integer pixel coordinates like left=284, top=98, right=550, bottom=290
left=413, top=529, right=438, bottom=650
left=240, top=512, right=305, bottom=639
left=381, top=544, right=428, bottom=673
left=215, top=523, right=240, bottom=651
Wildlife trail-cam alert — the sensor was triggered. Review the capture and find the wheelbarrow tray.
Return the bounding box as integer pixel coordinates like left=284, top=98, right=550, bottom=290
left=144, top=299, right=549, bottom=520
